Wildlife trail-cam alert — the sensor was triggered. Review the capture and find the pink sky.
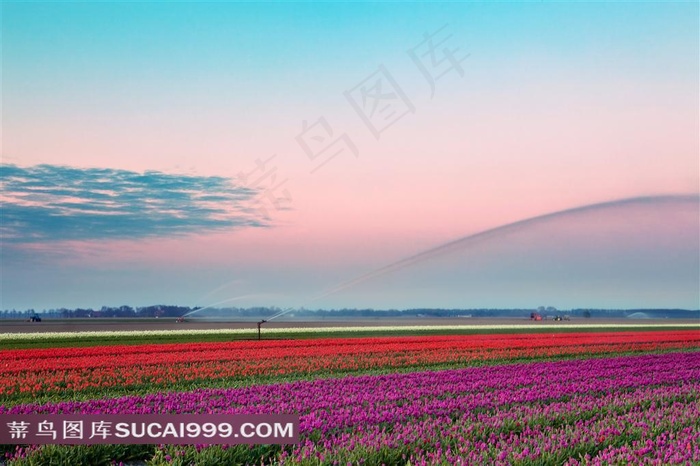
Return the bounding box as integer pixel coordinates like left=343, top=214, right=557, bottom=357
left=2, top=1, right=698, bottom=310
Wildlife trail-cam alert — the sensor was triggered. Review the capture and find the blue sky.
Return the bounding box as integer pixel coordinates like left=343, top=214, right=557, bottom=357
left=1, top=1, right=698, bottom=312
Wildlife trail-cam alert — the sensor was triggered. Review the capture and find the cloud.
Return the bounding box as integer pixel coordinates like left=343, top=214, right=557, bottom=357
left=0, top=164, right=269, bottom=245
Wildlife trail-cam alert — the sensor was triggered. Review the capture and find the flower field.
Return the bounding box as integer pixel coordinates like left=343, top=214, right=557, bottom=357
left=1, top=327, right=699, bottom=465
left=3, top=351, right=700, bottom=465
left=1, top=331, right=698, bottom=400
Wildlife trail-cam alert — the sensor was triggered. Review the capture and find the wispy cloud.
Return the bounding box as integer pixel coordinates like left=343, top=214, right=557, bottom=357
left=0, top=164, right=268, bottom=245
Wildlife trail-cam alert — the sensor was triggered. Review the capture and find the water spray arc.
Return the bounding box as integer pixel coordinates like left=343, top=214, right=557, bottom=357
left=181, top=295, right=264, bottom=319
left=259, top=194, right=698, bottom=324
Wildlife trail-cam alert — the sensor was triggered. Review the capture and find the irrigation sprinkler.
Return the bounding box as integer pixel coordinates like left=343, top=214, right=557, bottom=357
left=256, top=320, right=267, bottom=340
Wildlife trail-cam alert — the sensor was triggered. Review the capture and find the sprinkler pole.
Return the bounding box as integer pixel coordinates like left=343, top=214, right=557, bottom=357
left=256, top=320, right=267, bottom=340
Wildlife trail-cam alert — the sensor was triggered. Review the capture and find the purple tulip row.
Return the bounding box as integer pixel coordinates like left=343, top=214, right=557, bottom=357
left=280, top=383, right=699, bottom=465
left=3, top=351, right=699, bottom=464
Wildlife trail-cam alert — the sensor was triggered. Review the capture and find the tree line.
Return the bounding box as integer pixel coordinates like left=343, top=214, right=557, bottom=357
left=1, top=306, right=697, bottom=320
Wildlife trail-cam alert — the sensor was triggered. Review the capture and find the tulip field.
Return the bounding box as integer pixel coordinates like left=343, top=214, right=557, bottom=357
left=1, top=326, right=699, bottom=465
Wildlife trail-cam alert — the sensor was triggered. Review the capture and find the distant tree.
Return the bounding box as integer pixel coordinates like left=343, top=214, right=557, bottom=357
left=583, top=310, right=592, bottom=319
left=74, top=308, right=92, bottom=318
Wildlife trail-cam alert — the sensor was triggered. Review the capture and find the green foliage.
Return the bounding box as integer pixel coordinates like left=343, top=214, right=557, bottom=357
left=7, top=444, right=152, bottom=466
left=147, top=444, right=282, bottom=466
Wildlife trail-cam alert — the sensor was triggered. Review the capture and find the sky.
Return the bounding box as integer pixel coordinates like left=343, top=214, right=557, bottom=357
left=1, top=1, right=698, bottom=312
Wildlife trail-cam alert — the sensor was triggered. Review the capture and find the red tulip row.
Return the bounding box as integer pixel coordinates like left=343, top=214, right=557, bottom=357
left=1, top=331, right=698, bottom=398
left=4, top=330, right=696, bottom=370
